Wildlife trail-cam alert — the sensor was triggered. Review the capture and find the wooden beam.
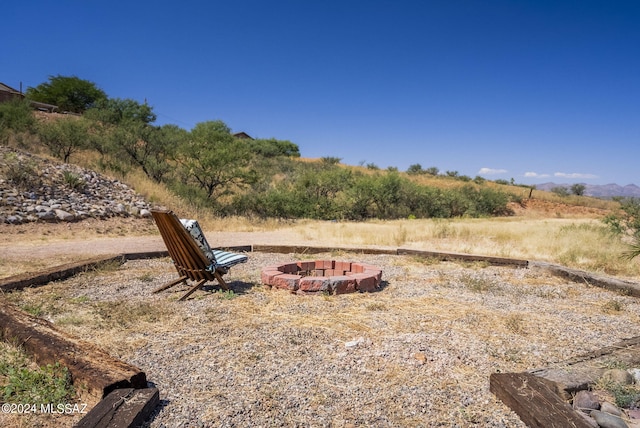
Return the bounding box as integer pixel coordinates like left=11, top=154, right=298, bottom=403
left=398, top=248, right=529, bottom=268
left=252, top=245, right=396, bottom=255
left=0, top=255, right=125, bottom=292
left=75, top=387, right=159, bottom=428
left=490, top=372, right=593, bottom=428
left=0, top=302, right=146, bottom=399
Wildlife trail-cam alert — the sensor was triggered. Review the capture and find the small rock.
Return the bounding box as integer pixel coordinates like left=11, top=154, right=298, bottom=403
left=574, top=390, right=601, bottom=412
left=602, top=369, right=634, bottom=386
left=345, top=337, right=364, bottom=348
left=55, top=209, right=75, bottom=222
left=601, top=401, right=622, bottom=417
left=577, top=410, right=601, bottom=428
left=591, top=410, right=630, bottom=428
left=6, top=215, right=22, bottom=224
left=37, top=210, right=57, bottom=221
left=629, top=368, right=640, bottom=384
left=413, top=352, right=427, bottom=365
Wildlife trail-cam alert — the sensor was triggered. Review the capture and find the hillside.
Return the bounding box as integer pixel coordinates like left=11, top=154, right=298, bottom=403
left=0, top=144, right=619, bottom=225
left=0, top=145, right=151, bottom=224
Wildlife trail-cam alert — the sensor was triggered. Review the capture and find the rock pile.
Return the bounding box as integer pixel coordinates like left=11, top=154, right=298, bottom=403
left=0, top=146, right=152, bottom=224
left=573, top=368, right=640, bottom=428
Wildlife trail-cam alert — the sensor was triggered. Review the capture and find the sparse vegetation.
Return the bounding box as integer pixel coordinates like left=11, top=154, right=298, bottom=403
left=62, top=170, right=85, bottom=190
left=601, top=299, right=625, bottom=313
left=0, top=342, right=75, bottom=404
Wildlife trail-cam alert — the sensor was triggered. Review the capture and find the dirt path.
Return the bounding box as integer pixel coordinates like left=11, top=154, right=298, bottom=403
left=0, top=218, right=364, bottom=278
left=0, top=230, right=324, bottom=261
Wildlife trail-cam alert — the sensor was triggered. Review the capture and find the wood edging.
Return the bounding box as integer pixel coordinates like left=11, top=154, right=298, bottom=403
left=397, top=248, right=529, bottom=267
left=0, top=302, right=147, bottom=399
left=0, top=255, right=126, bottom=292
left=490, top=372, right=594, bottom=428
left=251, top=244, right=397, bottom=255
left=74, top=387, right=159, bottom=428
left=530, top=261, right=640, bottom=297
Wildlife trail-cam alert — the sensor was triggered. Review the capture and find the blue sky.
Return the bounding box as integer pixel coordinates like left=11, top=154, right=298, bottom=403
left=3, top=1, right=639, bottom=185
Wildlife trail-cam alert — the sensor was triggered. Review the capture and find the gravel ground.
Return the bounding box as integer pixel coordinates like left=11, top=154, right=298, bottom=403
left=5, top=251, right=640, bottom=427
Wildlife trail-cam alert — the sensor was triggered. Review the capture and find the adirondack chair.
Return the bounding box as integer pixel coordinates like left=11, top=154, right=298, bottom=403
left=151, top=209, right=248, bottom=301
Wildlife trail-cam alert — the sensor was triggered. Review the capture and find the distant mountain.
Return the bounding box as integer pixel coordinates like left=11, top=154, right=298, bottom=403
left=534, top=182, right=640, bottom=198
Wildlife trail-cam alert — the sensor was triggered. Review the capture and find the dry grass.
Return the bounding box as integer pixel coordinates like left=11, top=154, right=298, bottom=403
left=287, top=217, right=640, bottom=279
left=2, top=213, right=640, bottom=281
left=2, top=253, right=640, bottom=426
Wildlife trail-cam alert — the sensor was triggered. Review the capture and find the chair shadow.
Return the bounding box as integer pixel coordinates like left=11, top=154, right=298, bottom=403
left=202, top=280, right=255, bottom=295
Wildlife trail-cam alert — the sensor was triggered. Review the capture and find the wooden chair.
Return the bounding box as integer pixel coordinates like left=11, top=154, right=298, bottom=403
left=151, top=209, right=248, bottom=301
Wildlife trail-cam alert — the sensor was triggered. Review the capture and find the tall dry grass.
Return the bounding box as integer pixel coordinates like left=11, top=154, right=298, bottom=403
left=289, top=217, right=640, bottom=279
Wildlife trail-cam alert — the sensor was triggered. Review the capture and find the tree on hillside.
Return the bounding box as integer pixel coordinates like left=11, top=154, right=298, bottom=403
left=102, top=121, right=186, bottom=182
left=551, top=186, right=570, bottom=197
left=571, top=183, right=586, bottom=196
left=177, top=121, right=255, bottom=199
left=85, top=98, right=156, bottom=125
left=26, top=75, right=107, bottom=113
left=36, top=117, right=94, bottom=162
left=407, top=164, right=425, bottom=175
left=0, top=99, right=35, bottom=132
left=0, top=99, right=35, bottom=142
left=425, top=166, right=439, bottom=176
left=245, top=138, right=300, bottom=158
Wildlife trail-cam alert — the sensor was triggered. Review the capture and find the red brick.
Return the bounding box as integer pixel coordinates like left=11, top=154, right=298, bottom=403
left=299, top=276, right=331, bottom=292
left=359, top=263, right=379, bottom=271
left=314, top=260, right=333, bottom=269
left=261, top=270, right=283, bottom=285
left=297, top=261, right=315, bottom=271
left=331, top=276, right=357, bottom=294
left=351, top=263, right=364, bottom=273
left=272, top=274, right=301, bottom=291
left=324, top=269, right=337, bottom=276
left=334, top=261, right=351, bottom=273
left=281, top=263, right=300, bottom=274
left=363, top=269, right=383, bottom=282
left=349, top=273, right=378, bottom=292
left=313, top=269, right=325, bottom=276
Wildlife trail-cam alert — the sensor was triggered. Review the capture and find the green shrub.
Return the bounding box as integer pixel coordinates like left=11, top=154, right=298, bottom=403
left=62, top=170, right=85, bottom=190
left=0, top=99, right=35, bottom=134
left=3, top=362, right=74, bottom=404
left=1, top=344, right=74, bottom=405
left=1, top=153, right=40, bottom=191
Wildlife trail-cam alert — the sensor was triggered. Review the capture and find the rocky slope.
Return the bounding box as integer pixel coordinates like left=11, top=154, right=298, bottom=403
left=0, top=146, right=151, bottom=224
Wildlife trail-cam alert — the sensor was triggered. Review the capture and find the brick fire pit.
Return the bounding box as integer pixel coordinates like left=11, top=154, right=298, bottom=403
left=261, top=260, right=382, bottom=294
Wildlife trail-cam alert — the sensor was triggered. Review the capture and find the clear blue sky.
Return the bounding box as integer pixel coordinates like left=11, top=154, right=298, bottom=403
left=3, top=1, right=639, bottom=185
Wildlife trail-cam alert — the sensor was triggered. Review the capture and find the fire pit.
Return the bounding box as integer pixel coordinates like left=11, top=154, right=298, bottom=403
left=261, top=260, right=382, bottom=294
